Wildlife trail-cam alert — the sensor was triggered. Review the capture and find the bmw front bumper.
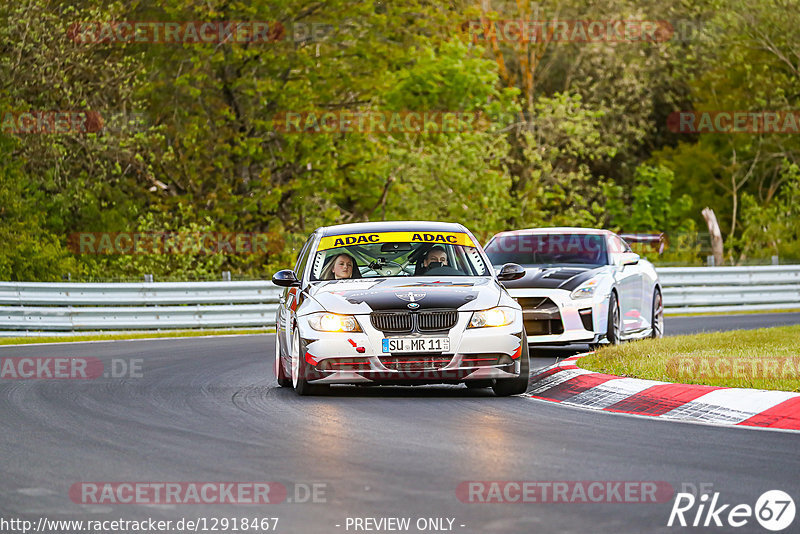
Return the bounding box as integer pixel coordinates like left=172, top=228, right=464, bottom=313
left=296, top=311, right=524, bottom=385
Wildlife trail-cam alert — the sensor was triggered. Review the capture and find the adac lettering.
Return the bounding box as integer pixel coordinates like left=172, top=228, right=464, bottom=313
left=332, top=234, right=380, bottom=247
left=411, top=233, right=457, bottom=244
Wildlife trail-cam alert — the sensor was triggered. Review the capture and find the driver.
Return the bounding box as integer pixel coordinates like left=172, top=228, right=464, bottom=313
left=421, top=246, right=448, bottom=273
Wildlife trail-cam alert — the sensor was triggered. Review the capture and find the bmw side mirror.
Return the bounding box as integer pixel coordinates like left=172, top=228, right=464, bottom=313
left=497, top=263, right=526, bottom=281
left=620, top=252, right=640, bottom=267
left=272, top=269, right=301, bottom=287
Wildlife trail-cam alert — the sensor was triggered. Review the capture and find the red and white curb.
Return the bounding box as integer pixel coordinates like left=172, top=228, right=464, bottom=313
left=525, top=354, right=800, bottom=431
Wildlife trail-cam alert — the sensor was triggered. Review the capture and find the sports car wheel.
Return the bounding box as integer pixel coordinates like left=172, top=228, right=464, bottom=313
left=275, top=330, right=291, bottom=387
left=291, top=328, right=329, bottom=396
left=650, top=288, right=664, bottom=339
left=492, top=332, right=530, bottom=397
left=606, top=292, right=621, bottom=345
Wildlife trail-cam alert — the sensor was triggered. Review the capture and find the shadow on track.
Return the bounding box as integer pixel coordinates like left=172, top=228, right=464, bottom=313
left=269, top=345, right=589, bottom=398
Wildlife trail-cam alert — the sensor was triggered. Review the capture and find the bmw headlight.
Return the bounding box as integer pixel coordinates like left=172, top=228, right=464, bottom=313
left=570, top=278, right=599, bottom=299
left=469, top=307, right=516, bottom=328
left=308, top=313, right=361, bottom=332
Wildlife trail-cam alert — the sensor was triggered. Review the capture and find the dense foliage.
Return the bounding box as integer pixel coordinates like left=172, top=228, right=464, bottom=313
left=1, top=0, right=798, bottom=280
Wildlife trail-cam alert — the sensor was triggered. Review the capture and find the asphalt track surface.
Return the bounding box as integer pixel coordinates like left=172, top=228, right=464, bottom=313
left=1, top=314, right=799, bottom=534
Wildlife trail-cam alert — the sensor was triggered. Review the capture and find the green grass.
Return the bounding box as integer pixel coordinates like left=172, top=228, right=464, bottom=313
left=579, top=324, right=800, bottom=392
left=667, top=308, right=800, bottom=317
left=0, top=328, right=273, bottom=346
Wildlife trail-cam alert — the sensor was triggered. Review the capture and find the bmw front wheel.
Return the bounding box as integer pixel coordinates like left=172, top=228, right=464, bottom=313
left=291, top=329, right=328, bottom=396
left=492, top=332, right=530, bottom=397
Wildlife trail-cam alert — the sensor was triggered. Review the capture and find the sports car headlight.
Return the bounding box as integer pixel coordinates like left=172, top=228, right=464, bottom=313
left=308, top=313, right=361, bottom=332
left=570, top=278, right=599, bottom=299
left=469, top=307, right=516, bottom=328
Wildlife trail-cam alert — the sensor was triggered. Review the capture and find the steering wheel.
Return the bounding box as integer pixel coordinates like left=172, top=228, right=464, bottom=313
left=552, top=254, right=586, bottom=264
left=364, top=260, right=404, bottom=277
left=424, top=265, right=463, bottom=276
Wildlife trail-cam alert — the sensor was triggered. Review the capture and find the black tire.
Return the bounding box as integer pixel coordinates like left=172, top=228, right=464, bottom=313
left=650, top=288, right=664, bottom=339
left=291, top=329, right=329, bottom=396
left=275, top=331, right=292, bottom=387
left=606, top=292, right=621, bottom=345
left=492, top=332, right=530, bottom=397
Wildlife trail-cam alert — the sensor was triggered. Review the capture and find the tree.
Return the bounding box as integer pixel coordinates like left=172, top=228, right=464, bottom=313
left=734, top=161, right=800, bottom=263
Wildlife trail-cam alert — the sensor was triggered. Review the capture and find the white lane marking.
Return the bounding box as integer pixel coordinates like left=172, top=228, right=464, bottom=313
left=80, top=505, right=114, bottom=513
left=17, top=487, right=56, bottom=496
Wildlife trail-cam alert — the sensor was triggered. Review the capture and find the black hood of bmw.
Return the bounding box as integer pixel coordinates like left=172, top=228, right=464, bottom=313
left=307, top=277, right=500, bottom=313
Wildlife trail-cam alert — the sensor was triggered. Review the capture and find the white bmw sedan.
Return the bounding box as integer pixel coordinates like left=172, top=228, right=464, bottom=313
left=272, top=221, right=530, bottom=396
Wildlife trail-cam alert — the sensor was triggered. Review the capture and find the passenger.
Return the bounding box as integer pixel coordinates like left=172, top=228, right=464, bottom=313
left=323, top=253, right=359, bottom=280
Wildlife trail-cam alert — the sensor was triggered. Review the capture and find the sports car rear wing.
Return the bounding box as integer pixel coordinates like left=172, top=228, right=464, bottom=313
left=619, top=233, right=666, bottom=254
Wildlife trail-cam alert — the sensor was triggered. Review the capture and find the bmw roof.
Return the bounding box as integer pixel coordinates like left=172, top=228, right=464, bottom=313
left=318, top=220, right=470, bottom=237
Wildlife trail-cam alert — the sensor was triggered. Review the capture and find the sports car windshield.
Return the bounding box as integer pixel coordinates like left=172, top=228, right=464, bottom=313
left=310, top=234, right=489, bottom=280
left=485, top=233, right=608, bottom=266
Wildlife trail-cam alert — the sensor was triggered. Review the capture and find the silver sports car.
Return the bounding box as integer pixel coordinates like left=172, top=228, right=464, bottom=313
left=272, top=221, right=530, bottom=396
left=484, top=227, right=664, bottom=346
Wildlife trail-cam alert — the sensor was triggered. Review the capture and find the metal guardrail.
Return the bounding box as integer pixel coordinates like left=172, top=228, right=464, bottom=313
left=0, top=281, right=281, bottom=334
left=658, top=265, right=800, bottom=314
left=1, top=265, right=799, bottom=335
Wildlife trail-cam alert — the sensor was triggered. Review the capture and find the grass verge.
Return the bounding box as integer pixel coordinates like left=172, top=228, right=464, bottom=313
left=667, top=308, right=800, bottom=317
left=0, top=328, right=273, bottom=346
left=579, top=324, right=800, bottom=392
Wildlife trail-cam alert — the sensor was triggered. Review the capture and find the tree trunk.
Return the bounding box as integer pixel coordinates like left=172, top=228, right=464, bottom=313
left=702, top=207, right=724, bottom=266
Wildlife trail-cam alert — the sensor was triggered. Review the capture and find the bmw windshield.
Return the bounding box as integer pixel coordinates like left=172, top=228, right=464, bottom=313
left=310, top=232, right=490, bottom=280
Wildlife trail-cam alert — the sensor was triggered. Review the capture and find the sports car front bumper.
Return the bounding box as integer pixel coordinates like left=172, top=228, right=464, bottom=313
left=506, top=288, right=610, bottom=345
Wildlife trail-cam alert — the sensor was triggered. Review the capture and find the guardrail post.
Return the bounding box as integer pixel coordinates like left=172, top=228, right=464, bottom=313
left=706, top=255, right=715, bottom=267
left=222, top=271, right=231, bottom=281
left=144, top=274, right=154, bottom=283
left=772, top=255, right=780, bottom=265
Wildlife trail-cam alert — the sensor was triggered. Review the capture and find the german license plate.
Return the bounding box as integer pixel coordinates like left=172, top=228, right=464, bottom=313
left=382, top=338, right=450, bottom=353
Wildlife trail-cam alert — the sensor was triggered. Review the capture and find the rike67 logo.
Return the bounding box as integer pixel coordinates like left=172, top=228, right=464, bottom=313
left=668, top=490, right=795, bottom=531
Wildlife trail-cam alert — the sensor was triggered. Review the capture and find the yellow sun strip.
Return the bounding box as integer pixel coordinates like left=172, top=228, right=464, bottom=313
left=317, top=231, right=476, bottom=251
